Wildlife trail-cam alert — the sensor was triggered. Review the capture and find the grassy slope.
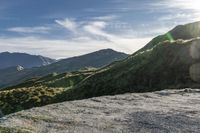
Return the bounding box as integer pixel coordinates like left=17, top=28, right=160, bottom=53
left=136, top=21, right=200, bottom=54
left=1, top=21, right=200, bottom=116
left=56, top=39, right=198, bottom=101
left=0, top=38, right=199, bottom=116
left=0, top=70, right=94, bottom=115
left=0, top=49, right=128, bottom=89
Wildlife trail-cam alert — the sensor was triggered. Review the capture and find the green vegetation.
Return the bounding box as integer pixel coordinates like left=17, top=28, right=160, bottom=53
left=0, top=126, right=31, bottom=133
left=55, top=39, right=196, bottom=102
left=5, top=70, right=93, bottom=90
left=0, top=49, right=128, bottom=89
left=0, top=87, right=64, bottom=115
left=0, top=39, right=198, bottom=116
left=1, top=22, right=200, bottom=116
left=0, top=71, right=94, bottom=115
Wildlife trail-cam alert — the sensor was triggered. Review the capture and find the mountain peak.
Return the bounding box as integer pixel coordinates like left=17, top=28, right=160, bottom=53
left=98, top=48, right=115, bottom=52
left=170, top=21, right=200, bottom=40
left=86, top=48, right=127, bottom=56
left=0, top=49, right=128, bottom=88
left=1, top=51, right=11, bottom=54
left=136, top=20, right=200, bottom=54
left=0, top=52, right=56, bottom=69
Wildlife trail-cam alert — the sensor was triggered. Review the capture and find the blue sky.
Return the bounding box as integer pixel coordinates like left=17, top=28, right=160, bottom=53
left=0, top=0, right=200, bottom=59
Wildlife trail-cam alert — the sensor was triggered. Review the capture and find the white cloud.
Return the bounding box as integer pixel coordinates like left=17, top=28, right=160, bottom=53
left=92, top=15, right=118, bottom=21
left=157, top=0, right=200, bottom=11
left=7, top=26, right=51, bottom=33
left=82, top=20, right=152, bottom=52
left=159, top=13, right=190, bottom=21
left=55, top=18, right=78, bottom=33
left=83, top=21, right=108, bottom=37
left=153, top=0, right=200, bottom=22
left=3, top=18, right=153, bottom=59
left=0, top=36, right=151, bottom=59
left=149, top=0, right=200, bottom=32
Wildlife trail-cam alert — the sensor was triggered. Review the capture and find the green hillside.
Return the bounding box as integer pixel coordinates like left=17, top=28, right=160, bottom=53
left=1, top=21, right=200, bottom=116
left=0, top=49, right=128, bottom=89
left=137, top=21, right=200, bottom=54
left=0, top=70, right=94, bottom=115
left=56, top=39, right=199, bottom=101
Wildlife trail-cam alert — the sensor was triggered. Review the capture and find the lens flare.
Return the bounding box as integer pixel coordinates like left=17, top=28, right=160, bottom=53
left=166, top=32, right=174, bottom=42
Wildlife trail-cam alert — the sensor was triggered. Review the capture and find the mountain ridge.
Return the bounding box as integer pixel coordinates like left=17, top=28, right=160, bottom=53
left=0, top=49, right=129, bottom=88
left=1, top=21, right=200, bottom=116
left=0, top=52, right=56, bottom=69
left=136, top=21, right=200, bottom=54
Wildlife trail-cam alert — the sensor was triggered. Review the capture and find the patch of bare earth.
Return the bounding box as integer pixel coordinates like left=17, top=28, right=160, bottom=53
left=0, top=89, right=200, bottom=133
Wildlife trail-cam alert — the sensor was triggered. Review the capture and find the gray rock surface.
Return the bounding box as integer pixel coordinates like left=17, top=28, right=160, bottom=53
left=0, top=89, right=200, bottom=133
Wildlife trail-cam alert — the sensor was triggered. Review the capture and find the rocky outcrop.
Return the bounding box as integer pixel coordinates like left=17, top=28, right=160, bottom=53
left=16, top=65, right=24, bottom=71
left=0, top=89, right=199, bottom=133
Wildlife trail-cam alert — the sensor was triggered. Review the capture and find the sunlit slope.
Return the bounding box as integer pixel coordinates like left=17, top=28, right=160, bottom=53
left=0, top=70, right=94, bottom=115
left=56, top=39, right=199, bottom=101
left=137, top=21, right=200, bottom=53
left=1, top=21, right=200, bottom=116
left=57, top=21, right=200, bottom=101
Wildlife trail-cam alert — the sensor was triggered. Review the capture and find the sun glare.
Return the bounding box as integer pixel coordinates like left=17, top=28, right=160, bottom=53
left=180, top=0, right=200, bottom=11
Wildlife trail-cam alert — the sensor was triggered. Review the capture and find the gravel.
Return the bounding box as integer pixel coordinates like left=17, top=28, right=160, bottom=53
left=0, top=89, right=200, bottom=133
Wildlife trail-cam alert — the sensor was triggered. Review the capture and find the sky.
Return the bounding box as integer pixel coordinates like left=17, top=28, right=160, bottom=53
left=0, top=0, right=200, bottom=59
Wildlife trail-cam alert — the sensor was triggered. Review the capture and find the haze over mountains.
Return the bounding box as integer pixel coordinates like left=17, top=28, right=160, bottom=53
left=1, top=21, right=200, bottom=132
left=1, top=21, right=200, bottom=115
left=0, top=49, right=128, bottom=88
left=53, top=21, right=200, bottom=101
left=1, top=0, right=200, bottom=132
left=0, top=52, right=56, bottom=69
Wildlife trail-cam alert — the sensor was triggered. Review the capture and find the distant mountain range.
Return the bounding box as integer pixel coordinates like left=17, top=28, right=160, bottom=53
left=0, top=49, right=128, bottom=88
left=0, top=52, right=56, bottom=69
left=1, top=21, right=200, bottom=116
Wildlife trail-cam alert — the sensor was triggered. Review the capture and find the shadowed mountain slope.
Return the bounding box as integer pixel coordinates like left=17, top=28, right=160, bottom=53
left=0, top=49, right=128, bottom=88
left=56, top=21, right=200, bottom=101
left=0, top=52, right=55, bottom=69
left=1, top=21, right=200, bottom=116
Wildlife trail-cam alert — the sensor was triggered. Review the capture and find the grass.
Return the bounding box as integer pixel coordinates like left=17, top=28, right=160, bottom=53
left=0, top=126, right=32, bottom=133
left=55, top=39, right=197, bottom=102
left=0, top=38, right=199, bottom=116
left=0, top=71, right=94, bottom=115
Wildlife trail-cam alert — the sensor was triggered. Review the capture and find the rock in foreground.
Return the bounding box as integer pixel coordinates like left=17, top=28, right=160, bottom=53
left=0, top=89, right=200, bottom=133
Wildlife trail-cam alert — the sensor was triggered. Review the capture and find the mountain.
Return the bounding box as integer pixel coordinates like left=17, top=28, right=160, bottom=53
left=0, top=52, right=56, bottom=69
left=0, top=70, right=96, bottom=115
left=59, top=21, right=200, bottom=99
left=0, top=89, right=199, bottom=133
left=137, top=21, right=200, bottom=53
left=58, top=38, right=200, bottom=101
left=0, top=49, right=128, bottom=88
left=35, top=48, right=128, bottom=74
left=1, top=21, right=200, bottom=116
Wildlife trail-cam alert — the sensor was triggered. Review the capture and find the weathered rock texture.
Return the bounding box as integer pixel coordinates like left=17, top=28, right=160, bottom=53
left=0, top=89, right=200, bottom=133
